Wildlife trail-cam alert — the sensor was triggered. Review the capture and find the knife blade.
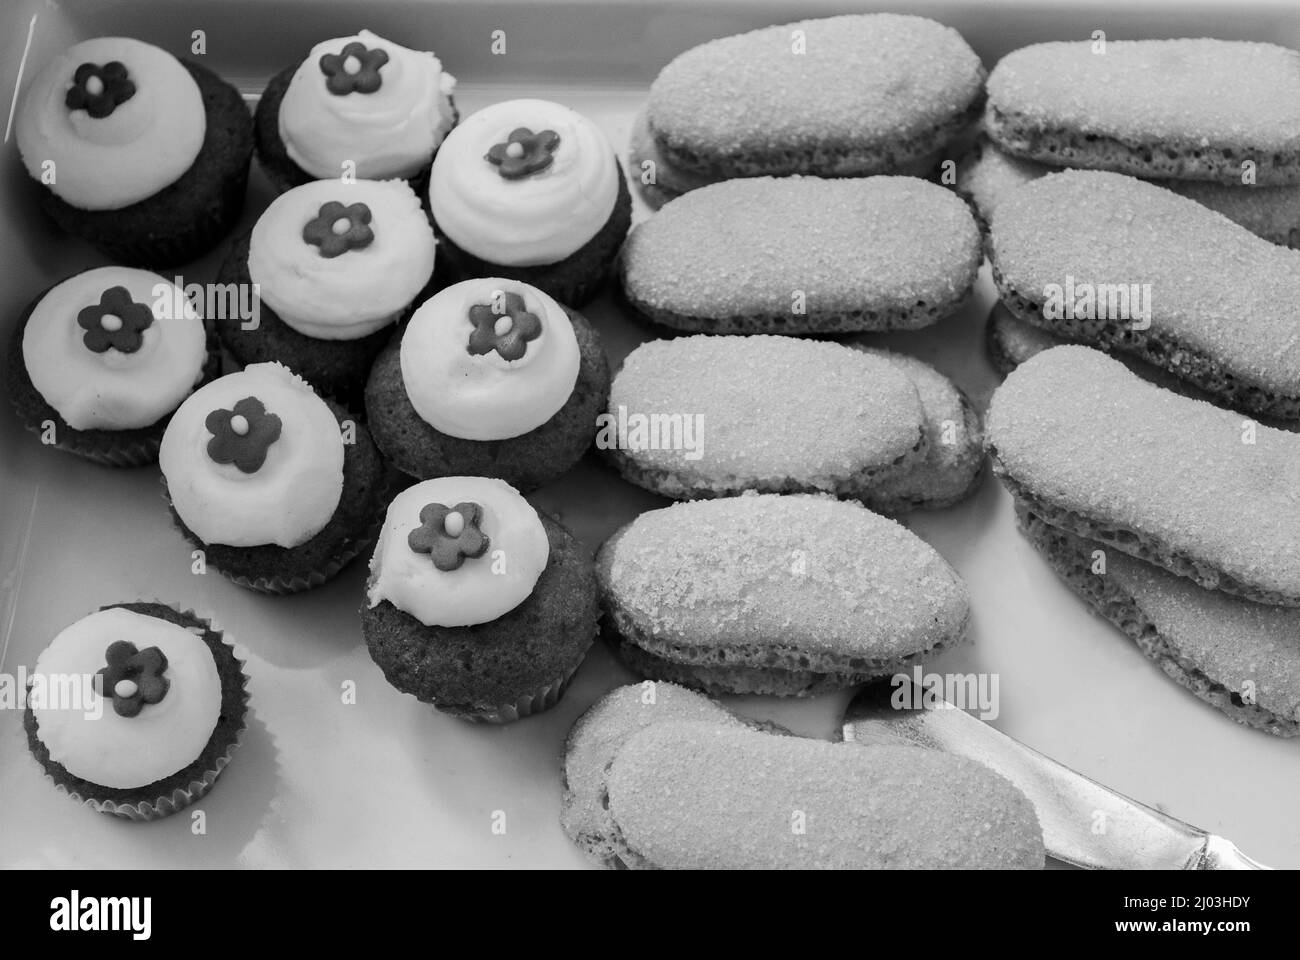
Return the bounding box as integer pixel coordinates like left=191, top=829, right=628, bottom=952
left=841, top=679, right=1267, bottom=870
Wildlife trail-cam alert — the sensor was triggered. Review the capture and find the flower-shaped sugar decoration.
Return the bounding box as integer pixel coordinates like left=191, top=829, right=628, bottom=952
left=319, top=41, right=390, bottom=95
left=205, top=396, right=283, bottom=474
left=96, top=640, right=169, bottom=718
left=303, top=201, right=375, bottom=258
left=408, top=501, right=491, bottom=572
left=77, top=285, right=154, bottom=354
left=485, top=127, right=561, bottom=179
left=65, top=61, right=136, bottom=118
left=467, top=292, right=542, bottom=362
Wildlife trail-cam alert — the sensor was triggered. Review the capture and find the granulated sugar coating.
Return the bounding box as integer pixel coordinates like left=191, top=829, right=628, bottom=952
left=561, top=682, right=742, bottom=863
left=597, top=493, right=969, bottom=661
left=621, top=176, right=981, bottom=332
left=987, top=346, right=1300, bottom=605
left=1019, top=509, right=1300, bottom=735
left=990, top=170, right=1300, bottom=398
left=604, top=723, right=1045, bottom=869
left=986, top=39, right=1300, bottom=184
left=985, top=301, right=1062, bottom=373
left=646, top=14, right=984, bottom=178
left=961, top=137, right=1300, bottom=246
left=607, top=335, right=925, bottom=486
left=855, top=347, right=985, bottom=511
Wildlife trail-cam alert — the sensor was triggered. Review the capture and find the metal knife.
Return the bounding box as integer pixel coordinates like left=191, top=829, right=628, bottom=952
left=841, top=680, right=1268, bottom=870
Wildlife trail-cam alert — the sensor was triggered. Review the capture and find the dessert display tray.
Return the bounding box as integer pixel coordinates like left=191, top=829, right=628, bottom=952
left=1, top=0, right=1298, bottom=869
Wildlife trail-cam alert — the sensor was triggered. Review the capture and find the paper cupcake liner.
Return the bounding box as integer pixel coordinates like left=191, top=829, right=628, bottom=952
left=438, top=655, right=584, bottom=725
left=30, top=601, right=250, bottom=822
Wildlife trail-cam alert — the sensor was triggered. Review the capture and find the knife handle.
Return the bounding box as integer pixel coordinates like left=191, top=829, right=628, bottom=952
left=1192, top=835, right=1269, bottom=870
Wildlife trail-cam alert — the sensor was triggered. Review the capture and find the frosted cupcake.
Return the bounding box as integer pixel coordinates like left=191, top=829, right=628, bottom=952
left=159, top=362, right=387, bottom=592
left=362, top=477, right=600, bottom=722
left=364, top=277, right=610, bottom=490
left=24, top=603, right=249, bottom=821
left=15, top=37, right=253, bottom=266
left=5, top=266, right=217, bottom=466
left=255, top=29, right=457, bottom=193
left=428, top=98, right=632, bottom=306
left=216, top=178, right=436, bottom=400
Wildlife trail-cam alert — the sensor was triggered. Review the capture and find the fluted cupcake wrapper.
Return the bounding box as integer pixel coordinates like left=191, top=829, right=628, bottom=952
left=437, top=656, right=584, bottom=725
left=28, top=602, right=250, bottom=822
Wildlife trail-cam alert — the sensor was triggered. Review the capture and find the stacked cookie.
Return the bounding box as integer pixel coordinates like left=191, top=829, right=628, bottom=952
left=562, top=684, right=1044, bottom=869
left=988, top=346, right=1300, bottom=736
left=977, top=39, right=1300, bottom=415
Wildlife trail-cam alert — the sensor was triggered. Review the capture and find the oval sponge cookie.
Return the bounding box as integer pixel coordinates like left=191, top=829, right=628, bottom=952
left=603, top=722, right=1045, bottom=869
left=620, top=175, right=981, bottom=335
left=646, top=14, right=984, bottom=180
left=987, top=345, right=1300, bottom=607
left=597, top=493, right=970, bottom=696
left=601, top=335, right=928, bottom=505
left=985, top=39, right=1300, bottom=185
left=990, top=170, right=1300, bottom=421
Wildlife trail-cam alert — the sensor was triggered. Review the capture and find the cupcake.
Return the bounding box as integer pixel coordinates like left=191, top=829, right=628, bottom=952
left=15, top=37, right=253, bottom=267
left=158, top=362, right=388, bottom=593
left=361, top=476, right=600, bottom=722
left=23, top=602, right=249, bottom=821
left=364, top=277, right=610, bottom=490
left=215, top=178, right=436, bottom=401
left=5, top=266, right=218, bottom=467
left=254, top=29, right=457, bottom=193
left=428, top=98, right=632, bottom=306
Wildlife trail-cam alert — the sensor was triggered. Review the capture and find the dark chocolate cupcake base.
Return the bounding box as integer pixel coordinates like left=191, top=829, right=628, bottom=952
left=431, top=164, right=633, bottom=308
left=214, top=233, right=412, bottom=405
left=6, top=279, right=223, bottom=467
left=164, top=399, right=390, bottom=592
left=35, top=59, right=253, bottom=269
left=24, top=602, right=249, bottom=821
left=364, top=306, right=610, bottom=491
left=361, top=514, right=599, bottom=721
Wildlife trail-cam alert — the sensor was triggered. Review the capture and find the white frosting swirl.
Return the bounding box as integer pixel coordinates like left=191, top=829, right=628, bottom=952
left=248, top=178, right=436, bottom=340
left=16, top=37, right=205, bottom=210
left=23, top=266, right=207, bottom=431
left=159, top=363, right=344, bottom=548
left=429, top=98, right=619, bottom=266
left=31, top=608, right=222, bottom=790
left=400, top=278, right=580, bottom=441
left=367, top=477, right=549, bottom=627
left=278, top=29, right=457, bottom=180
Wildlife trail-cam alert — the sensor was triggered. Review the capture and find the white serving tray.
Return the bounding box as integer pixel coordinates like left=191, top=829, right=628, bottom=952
left=1, top=0, right=1297, bottom=869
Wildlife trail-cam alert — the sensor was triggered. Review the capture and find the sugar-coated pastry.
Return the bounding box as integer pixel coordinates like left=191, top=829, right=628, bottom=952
left=15, top=37, right=253, bottom=267
left=987, top=346, right=1300, bottom=607
left=602, top=722, right=1045, bottom=869
left=23, top=603, right=248, bottom=820
left=561, top=682, right=757, bottom=864
left=1018, top=507, right=1300, bottom=737
left=644, top=14, right=984, bottom=182
left=602, top=335, right=928, bottom=505
left=365, top=277, right=609, bottom=491
left=216, top=178, right=435, bottom=400
left=429, top=98, right=632, bottom=307
left=959, top=136, right=1300, bottom=246
left=853, top=347, right=985, bottom=511
left=986, top=39, right=1300, bottom=184
left=361, top=476, right=599, bottom=723
left=254, top=29, right=457, bottom=192
left=597, top=493, right=970, bottom=696
left=990, top=170, right=1300, bottom=420
left=159, top=362, right=387, bottom=593
left=620, top=176, right=981, bottom=335
left=6, top=266, right=218, bottom=466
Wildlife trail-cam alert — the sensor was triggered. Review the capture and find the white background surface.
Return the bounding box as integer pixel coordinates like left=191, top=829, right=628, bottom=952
left=1, top=1, right=1297, bottom=869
